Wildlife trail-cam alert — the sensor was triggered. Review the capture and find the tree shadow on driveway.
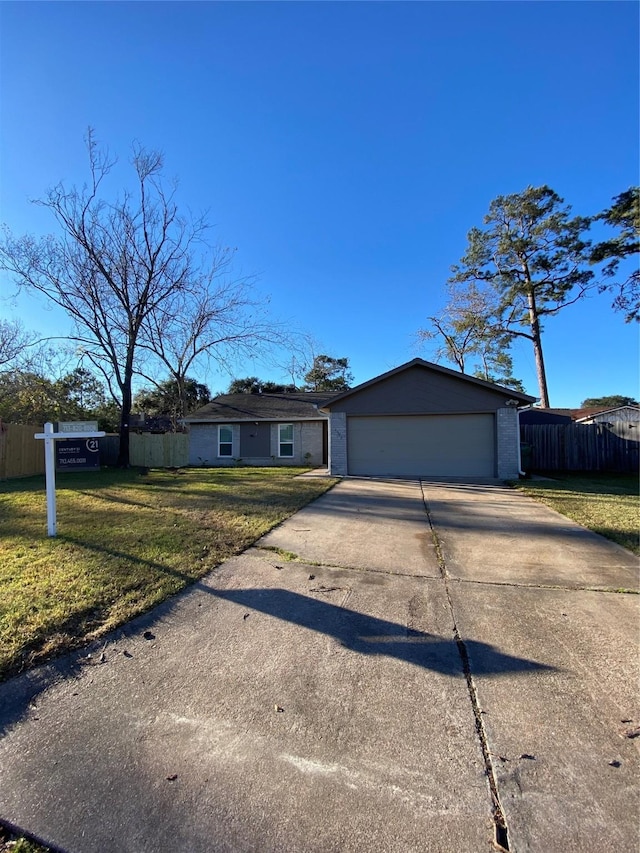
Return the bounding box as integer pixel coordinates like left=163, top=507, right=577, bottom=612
left=212, top=586, right=557, bottom=677
left=0, top=575, right=556, bottom=740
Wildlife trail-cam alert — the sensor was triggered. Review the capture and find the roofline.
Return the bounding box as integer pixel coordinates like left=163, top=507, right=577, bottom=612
left=184, top=415, right=328, bottom=424
left=319, top=358, right=537, bottom=408
left=574, top=405, right=640, bottom=421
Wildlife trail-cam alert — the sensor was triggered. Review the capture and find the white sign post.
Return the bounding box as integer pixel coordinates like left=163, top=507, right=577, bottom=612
left=34, top=422, right=105, bottom=537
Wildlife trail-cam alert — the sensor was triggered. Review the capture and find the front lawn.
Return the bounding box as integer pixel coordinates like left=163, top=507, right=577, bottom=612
left=0, top=826, right=48, bottom=853
left=0, top=467, right=336, bottom=682
left=511, top=474, right=639, bottom=555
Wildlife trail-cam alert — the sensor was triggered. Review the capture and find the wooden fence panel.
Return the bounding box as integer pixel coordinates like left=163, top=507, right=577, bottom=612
left=89, top=434, right=189, bottom=468
left=0, top=424, right=45, bottom=479
left=0, top=428, right=189, bottom=479
left=130, top=433, right=189, bottom=468
left=521, top=423, right=639, bottom=473
left=99, top=435, right=120, bottom=467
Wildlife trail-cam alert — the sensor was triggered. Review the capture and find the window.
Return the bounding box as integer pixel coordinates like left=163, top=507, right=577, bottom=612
left=278, top=423, right=294, bottom=457
left=218, top=425, right=233, bottom=457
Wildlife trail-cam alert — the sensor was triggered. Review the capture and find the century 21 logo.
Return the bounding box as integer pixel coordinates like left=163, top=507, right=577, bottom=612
left=86, top=439, right=99, bottom=453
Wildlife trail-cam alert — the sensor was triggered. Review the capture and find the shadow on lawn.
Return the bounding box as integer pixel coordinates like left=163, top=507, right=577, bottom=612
left=0, top=536, right=204, bottom=737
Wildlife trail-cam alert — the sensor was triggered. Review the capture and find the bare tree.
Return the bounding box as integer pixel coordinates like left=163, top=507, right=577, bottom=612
left=0, top=130, right=229, bottom=465
left=271, top=332, right=329, bottom=391
left=417, top=282, right=524, bottom=390
left=418, top=283, right=495, bottom=373
left=0, top=317, right=37, bottom=368
left=138, top=261, right=291, bottom=420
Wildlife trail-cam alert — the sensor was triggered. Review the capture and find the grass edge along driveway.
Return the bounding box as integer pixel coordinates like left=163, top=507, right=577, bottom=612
left=0, top=467, right=337, bottom=683
left=510, top=473, right=639, bottom=556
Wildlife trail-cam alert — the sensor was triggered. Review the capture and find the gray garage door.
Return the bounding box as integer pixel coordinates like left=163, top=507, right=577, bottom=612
left=347, top=414, right=495, bottom=477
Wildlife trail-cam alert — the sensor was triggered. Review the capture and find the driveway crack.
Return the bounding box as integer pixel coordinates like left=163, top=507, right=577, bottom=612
left=451, top=577, right=638, bottom=595
left=254, top=546, right=436, bottom=579
left=420, top=483, right=510, bottom=852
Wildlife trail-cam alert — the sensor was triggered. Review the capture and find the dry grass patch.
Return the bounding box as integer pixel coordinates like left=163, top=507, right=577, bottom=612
left=511, top=474, right=639, bottom=555
left=0, top=467, right=336, bottom=681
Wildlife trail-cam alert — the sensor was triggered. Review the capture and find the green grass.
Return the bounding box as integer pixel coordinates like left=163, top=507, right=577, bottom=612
left=511, top=474, right=639, bottom=554
left=0, top=467, right=336, bottom=682
left=0, top=829, right=49, bottom=853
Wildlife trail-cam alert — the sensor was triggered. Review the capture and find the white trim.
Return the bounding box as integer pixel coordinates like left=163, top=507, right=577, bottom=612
left=278, top=423, right=294, bottom=458
left=218, top=424, right=233, bottom=457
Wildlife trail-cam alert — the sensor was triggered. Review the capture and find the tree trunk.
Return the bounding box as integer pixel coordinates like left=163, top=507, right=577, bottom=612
left=527, top=289, right=550, bottom=407
left=117, top=381, right=132, bottom=467
left=177, top=374, right=186, bottom=425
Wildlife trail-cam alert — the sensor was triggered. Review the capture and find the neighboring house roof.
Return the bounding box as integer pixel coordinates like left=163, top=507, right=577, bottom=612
left=185, top=391, right=340, bottom=423
left=519, top=408, right=573, bottom=425
left=519, top=405, right=640, bottom=423
left=521, top=407, right=575, bottom=416
left=569, top=407, right=615, bottom=421
left=574, top=405, right=640, bottom=423
left=319, top=358, right=537, bottom=409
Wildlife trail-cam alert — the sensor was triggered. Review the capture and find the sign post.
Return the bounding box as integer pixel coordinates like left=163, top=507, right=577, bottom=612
left=34, top=422, right=105, bottom=537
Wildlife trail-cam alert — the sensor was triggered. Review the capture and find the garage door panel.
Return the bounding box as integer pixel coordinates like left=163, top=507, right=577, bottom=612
left=347, top=414, right=495, bottom=477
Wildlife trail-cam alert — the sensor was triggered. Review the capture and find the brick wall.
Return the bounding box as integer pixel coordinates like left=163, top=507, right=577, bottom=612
left=496, top=407, right=520, bottom=479
left=189, top=422, right=325, bottom=467
left=328, top=412, right=347, bottom=475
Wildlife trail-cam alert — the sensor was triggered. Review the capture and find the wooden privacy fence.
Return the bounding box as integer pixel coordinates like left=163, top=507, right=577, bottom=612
left=521, top=423, right=639, bottom=473
left=0, top=427, right=189, bottom=479
left=100, top=433, right=189, bottom=468
left=0, top=423, right=46, bottom=479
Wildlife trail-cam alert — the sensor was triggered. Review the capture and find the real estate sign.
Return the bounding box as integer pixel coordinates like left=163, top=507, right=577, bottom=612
left=35, top=422, right=106, bottom=536
left=55, top=422, right=101, bottom=472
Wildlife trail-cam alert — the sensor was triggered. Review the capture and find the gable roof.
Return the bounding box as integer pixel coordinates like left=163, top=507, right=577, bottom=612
left=185, top=391, right=339, bottom=423
left=319, top=358, right=536, bottom=409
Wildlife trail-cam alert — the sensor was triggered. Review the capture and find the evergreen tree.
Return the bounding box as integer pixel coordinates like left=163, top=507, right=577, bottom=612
left=303, top=355, right=353, bottom=391
left=590, top=187, right=639, bottom=322
left=445, top=186, right=594, bottom=407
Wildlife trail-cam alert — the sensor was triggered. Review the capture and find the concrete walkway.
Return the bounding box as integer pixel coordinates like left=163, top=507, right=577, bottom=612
left=0, top=478, right=638, bottom=853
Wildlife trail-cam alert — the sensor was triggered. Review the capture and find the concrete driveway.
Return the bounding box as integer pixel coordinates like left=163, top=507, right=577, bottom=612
left=0, top=478, right=638, bottom=853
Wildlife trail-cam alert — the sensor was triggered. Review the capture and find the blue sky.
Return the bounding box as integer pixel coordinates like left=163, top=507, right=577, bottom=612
left=0, top=1, right=638, bottom=406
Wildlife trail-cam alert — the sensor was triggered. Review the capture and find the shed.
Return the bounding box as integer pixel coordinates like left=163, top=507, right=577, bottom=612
left=574, top=405, right=639, bottom=441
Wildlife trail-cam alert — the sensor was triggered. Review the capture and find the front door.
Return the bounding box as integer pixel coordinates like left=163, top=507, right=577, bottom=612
left=240, top=422, right=271, bottom=459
